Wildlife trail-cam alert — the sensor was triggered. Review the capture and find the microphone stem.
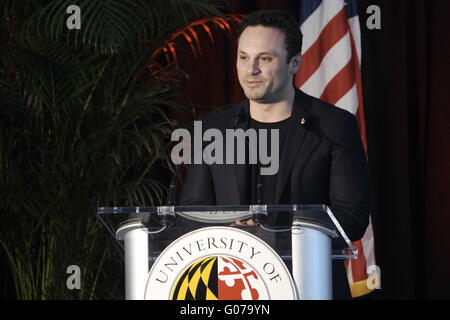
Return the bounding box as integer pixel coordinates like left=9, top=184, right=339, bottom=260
left=257, top=166, right=263, bottom=205
left=167, top=165, right=180, bottom=206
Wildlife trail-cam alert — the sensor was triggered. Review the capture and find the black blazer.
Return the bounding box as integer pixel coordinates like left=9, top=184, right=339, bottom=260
left=179, top=88, right=370, bottom=299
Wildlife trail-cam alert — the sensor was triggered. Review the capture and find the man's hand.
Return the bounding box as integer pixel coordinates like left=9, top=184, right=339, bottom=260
left=230, top=219, right=256, bottom=227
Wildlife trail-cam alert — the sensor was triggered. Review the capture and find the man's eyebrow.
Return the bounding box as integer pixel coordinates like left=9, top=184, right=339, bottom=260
left=237, top=50, right=275, bottom=55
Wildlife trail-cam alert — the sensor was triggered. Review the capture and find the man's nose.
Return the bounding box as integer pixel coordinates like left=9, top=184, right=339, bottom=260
left=246, top=58, right=261, bottom=75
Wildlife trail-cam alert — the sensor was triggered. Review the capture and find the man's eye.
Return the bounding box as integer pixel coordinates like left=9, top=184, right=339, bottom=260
left=260, top=56, right=273, bottom=62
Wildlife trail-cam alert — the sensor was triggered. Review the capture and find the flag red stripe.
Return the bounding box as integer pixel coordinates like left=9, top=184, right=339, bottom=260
left=319, top=58, right=355, bottom=105
left=351, top=240, right=368, bottom=282
left=296, top=8, right=348, bottom=87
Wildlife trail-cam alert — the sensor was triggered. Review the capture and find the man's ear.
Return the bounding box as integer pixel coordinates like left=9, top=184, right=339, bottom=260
left=290, top=53, right=302, bottom=74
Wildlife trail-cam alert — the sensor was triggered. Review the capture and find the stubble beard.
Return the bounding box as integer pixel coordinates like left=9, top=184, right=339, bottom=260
left=241, top=80, right=270, bottom=102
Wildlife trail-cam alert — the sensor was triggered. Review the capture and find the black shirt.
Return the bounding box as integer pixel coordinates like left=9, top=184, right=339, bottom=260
left=248, top=116, right=291, bottom=205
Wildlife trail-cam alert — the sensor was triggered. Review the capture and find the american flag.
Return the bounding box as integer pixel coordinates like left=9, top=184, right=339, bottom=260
left=295, top=0, right=376, bottom=297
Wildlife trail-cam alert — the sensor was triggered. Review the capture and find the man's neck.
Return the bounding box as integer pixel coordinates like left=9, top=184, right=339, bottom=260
left=249, top=87, right=295, bottom=123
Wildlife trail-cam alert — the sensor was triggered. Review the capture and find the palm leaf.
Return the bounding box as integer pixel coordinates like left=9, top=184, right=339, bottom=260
left=0, top=0, right=237, bottom=300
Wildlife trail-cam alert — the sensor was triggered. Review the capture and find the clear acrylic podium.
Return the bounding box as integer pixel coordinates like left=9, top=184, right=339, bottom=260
left=97, top=204, right=357, bottom=300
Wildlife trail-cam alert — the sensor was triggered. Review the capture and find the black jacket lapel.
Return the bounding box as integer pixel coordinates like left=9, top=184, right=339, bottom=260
left=274, top=89, right=318, bottom=204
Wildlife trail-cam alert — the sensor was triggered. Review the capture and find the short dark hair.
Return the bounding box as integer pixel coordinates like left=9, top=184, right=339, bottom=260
left=237, top=10, right=303, bottom=63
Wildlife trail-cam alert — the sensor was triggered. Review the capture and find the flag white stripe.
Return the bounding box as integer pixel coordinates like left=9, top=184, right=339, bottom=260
left=300, top=0, right=345, bottom=54
left=346, top=260, right=354, bottom=283
left=362, top=217, right=376, bottom=267
left=300, top=31, right=352, bottom=97
left=335, top=82, right=358, bottom=114
left=347, top=16, right=362, bottom=65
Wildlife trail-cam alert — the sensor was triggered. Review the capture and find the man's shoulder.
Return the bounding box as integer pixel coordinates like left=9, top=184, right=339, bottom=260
left=297, top=90, right=357, bottom=139
left=301, top=90, right=353, bottom=121
left=201, top=100, right=248, bottom=129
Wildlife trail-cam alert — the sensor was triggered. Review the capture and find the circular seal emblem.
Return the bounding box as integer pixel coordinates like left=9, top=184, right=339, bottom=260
left=144, top=226, right=297, bottom=300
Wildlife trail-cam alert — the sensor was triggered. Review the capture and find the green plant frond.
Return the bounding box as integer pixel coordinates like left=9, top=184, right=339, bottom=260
left=12, top=0, right=229, bottom=55
left=0, top=0, right=230, bottom=300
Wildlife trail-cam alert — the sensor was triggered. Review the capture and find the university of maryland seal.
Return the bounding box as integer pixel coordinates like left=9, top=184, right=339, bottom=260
left=144, top=227, right=297, bottom=300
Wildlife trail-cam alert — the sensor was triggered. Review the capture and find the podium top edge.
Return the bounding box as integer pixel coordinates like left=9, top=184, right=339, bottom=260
left=97, top=204, right=329, bottom=214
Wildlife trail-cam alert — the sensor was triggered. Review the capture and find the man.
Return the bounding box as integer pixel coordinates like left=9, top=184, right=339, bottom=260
left=179, top=10, right=370, bottom=299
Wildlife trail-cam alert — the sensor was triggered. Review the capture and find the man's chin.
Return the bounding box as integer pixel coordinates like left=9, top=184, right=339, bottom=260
left=243, top=90, right=266, bottom=101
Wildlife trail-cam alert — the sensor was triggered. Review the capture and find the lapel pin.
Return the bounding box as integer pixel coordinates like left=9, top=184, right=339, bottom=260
left=300, top=117, right=306, bottom=125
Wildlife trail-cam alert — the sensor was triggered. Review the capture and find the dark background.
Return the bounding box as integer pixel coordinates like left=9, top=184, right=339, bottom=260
left=0, top=0, right=448, bottom=300
left=178, top=0, right=450, bottom=299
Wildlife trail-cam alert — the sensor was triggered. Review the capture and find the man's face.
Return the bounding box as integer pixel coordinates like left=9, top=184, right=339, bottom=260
left=236, top=25, right=299, bottom=104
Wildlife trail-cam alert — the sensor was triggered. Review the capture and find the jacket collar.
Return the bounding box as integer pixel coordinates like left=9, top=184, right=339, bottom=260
left=231, top=88, right=312, bottom=128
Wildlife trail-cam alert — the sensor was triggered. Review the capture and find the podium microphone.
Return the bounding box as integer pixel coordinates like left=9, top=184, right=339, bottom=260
left=160, top=165, right=180, bottom=226
left=256, top=170, right=263, bottom=205
left=167, top=164, right=180, bottom=206
left=233, top=107, right=249, bottom=128
left=253, top=165, right=267, bottom=225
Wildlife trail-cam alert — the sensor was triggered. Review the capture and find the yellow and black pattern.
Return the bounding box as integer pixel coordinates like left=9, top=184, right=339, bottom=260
left=171, top=256, right=218, bottom=300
